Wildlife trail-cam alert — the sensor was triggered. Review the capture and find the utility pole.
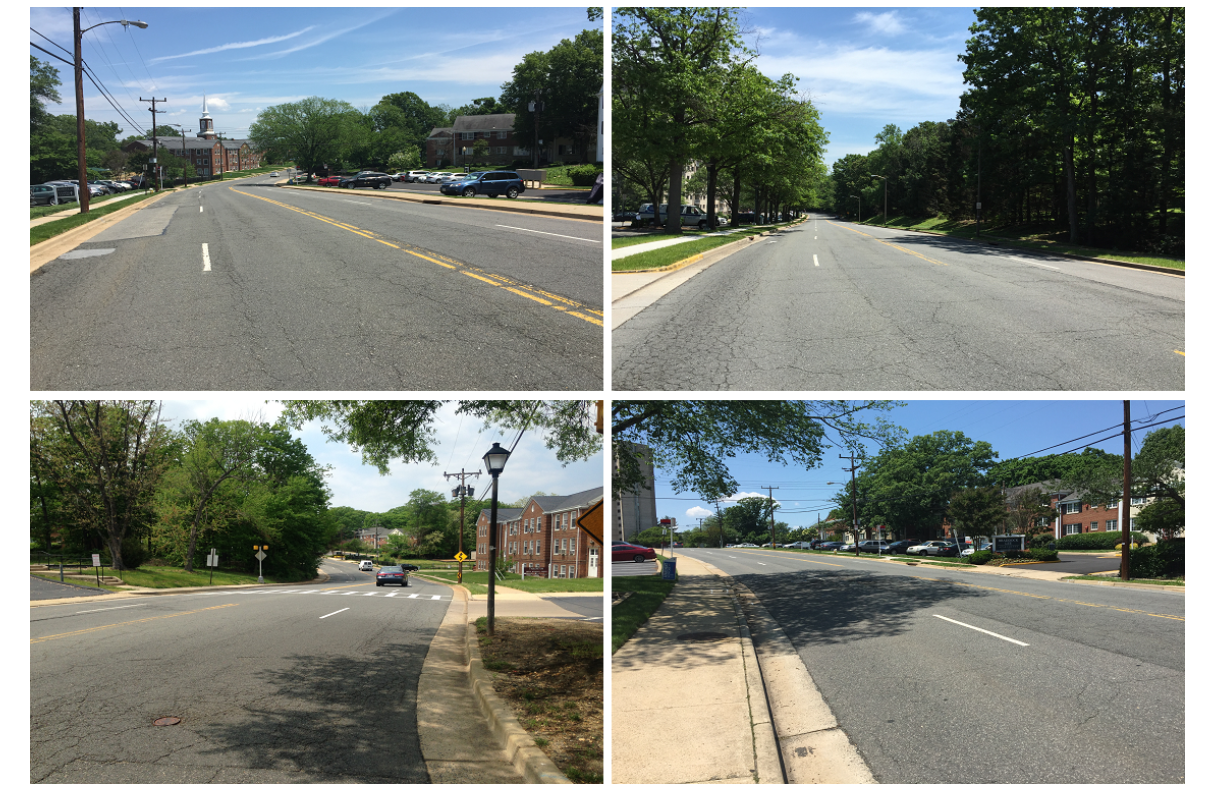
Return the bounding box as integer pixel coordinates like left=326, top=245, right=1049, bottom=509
left=168, top=125, right=192, bottom=187
left=840, top=455, right=862, bottom=555
left=445, top=467, right=482, bottom=584
left=763, top=485, right=779, bottom=547
left=142, top=96, right=167, bottom=190
left=529, top=90, right=544, bottom=169
left=1121, top=401, right=1132, bottom=581
left=715, top=499, right=725, bottom=547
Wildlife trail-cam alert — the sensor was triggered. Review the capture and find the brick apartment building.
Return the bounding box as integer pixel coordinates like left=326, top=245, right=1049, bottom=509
left=474, top=487, right=604, bottom=579
left=124, top=97, right=263, bottom=179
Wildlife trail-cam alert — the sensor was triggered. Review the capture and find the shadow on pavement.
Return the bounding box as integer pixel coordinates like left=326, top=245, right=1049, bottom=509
left=735, top=569, right=989, bottom=646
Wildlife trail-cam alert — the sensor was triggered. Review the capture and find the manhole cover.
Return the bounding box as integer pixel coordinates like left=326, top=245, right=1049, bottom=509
left=677, top=632, right=729, bottom=642
left=153, top=717, right=181, bottom=726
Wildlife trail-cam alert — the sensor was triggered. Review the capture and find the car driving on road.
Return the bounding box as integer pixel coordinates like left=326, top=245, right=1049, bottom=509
left=375, top=566, right=410, bottom=587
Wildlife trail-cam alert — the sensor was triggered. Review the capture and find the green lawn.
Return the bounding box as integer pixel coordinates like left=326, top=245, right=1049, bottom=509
left=1063, top=574, right=1184, bottom=586
left=849, top=214, right=1184, bottom=271
left=611, top=233, right=693, bottom=249
left=612, top=569, right=675, bottom=653
left=30, top=571, right=126, bottom=593
left=30, top=191, right=161, bottom=247
left=611, top=231, right=756, bottom=272
left=413, top=569, right=602, bottom=594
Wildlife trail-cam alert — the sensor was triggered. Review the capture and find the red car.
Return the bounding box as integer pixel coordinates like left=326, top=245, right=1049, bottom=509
left=612, top=542, right=656, bottom=563
left=318, top=175, right=343, bottom=187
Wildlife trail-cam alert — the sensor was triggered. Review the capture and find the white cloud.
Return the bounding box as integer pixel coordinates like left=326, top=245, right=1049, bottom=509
left=686, top=505, right=714, bottom=519
left=720, top=491, right=772, bottom=504
left=854, top=11, right=908, bottom=37
left=207, top=96, right=232, bottom=111
left=151, top=28, right=318, bottom=63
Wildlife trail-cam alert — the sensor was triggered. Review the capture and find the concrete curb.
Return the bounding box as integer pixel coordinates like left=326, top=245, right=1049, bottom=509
left=464, top=619, right=573, bottom=784
left=280, top=182, right=603, bottom=222
left=1062, top=577, right=1186, bottom=593
left=851, top=220, right=1183, bottom=278
left=732, top=594, right=786, bottom=784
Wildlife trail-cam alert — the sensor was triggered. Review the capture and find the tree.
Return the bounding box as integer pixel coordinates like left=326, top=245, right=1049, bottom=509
left=722, top=496, right=778, bottom=541
left=277, top=401, right=601, bottom=472
left=857, top=431, right=998, bottom=541
left=1005, top=486, right=1054, bottom=542
left=387, top=146, right=422, bottom=173
left=31, top=401, right=170, bottom=570
left=613, top=7, right=746, bottom=233
left=248, top=97, right=360, bottom=180
left=30, top=56, right=61, bottom=134
left=612, top=401, right=904, bottom=502
left=500, top=29, right=604, bottom=163
left=947, top=486, right=1007, bottom=541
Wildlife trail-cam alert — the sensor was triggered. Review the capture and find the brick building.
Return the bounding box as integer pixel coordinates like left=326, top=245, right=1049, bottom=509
left=124, top=96, right=263, bottom=179
left=425, top=111, right=596, bottom=169
left=474, top=487, right=604, bottom=579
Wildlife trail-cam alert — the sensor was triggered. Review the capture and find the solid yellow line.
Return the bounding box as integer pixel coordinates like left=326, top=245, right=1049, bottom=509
left=1174, top=350, right=1185, bottom=357
left=827, top=220, right=946, bottom=265
left=506, top=287, right=553, bottom=305
left=463, top=272, right=503, bottom=286
left=566, top=310, right=604, bottom=326
left=405, top=250, right=456, bottom=269
left=910, top=576, right=1183, bottom=620
left=31, top=603, right=239, bottom=645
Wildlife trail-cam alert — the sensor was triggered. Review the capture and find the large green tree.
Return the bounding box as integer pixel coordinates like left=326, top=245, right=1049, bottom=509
left=947, top=486, right=1007, bottom=541
left=612, top=401, right=903, bottom=502
left=248, top=97, right=360, bottom=179
left=722, top=496, right=779, bottom=542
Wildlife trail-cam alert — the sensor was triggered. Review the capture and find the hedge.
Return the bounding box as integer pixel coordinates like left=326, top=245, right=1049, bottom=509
left=1128, top=540, right=1184, bottom=579
left=1054, top=531, right=1148, bottom=550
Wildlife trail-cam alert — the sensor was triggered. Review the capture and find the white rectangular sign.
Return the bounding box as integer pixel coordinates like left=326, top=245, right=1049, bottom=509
left=92, top=554, right=101, bottom=567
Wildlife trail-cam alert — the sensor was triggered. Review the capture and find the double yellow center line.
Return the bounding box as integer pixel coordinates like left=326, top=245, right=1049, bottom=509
left=827, top=220, right=947, bottom=266
left=229, top=188, right=602, bottom=326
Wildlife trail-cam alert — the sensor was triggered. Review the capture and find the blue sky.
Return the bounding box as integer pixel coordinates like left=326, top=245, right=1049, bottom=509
left=739, top=6, right=977, bottom=169
left=30, top=6, right=598, bottom=141
left=653, top=400, right=1186, bottom=531
left=159, top=400, right=604, bottom=513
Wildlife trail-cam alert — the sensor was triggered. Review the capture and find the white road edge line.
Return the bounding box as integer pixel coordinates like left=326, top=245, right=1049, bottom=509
left=319, top=608, right=350, bottom=619
left=496, top=224, right=600, bottom=243
left=933, top=614, right=1029, bottom=646
left=202, top=243, right=211, bottom=272
left=75, top=603, right=147, bottom=614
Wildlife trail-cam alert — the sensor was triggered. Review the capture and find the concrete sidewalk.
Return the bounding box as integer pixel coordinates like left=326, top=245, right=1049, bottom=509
left=611, top=553, right=780, bottom=784
left=611, top=230, right=730, bottom=260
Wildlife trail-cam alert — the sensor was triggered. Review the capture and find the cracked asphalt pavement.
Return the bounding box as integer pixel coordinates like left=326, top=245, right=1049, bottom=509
left=679, top=548, right=1184, bottom=783
left=31, top=178, right=603, bottom=391
left=612, top=213, right=1184, bottom=391
left=30, top=566, right=451, bottom=783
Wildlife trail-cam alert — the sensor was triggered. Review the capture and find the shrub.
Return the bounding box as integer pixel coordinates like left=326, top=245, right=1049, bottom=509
left=1054, top=531, right=1148, bottom=551
left=567, top=164, right=601, bottom=186
left=1026, top=548, right=1058, bottom=562
left=118, top=539, right=147, bottom=570
left=1128, top=540, right=1184, bottom=579
left=967, top=550, right=994, bottom=565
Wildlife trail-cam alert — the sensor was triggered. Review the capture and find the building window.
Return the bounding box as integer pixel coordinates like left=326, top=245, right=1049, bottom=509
left=1131, top=496, right=1147, bottom=505
left=496, top=131, right=507, bottom=140
left=461, top=132, right=473, bottom=141
left=535, top=540, right=541, bottom=555
left=1063, top=523, right=1082, bottom=535
left=571, top=515, right=577, bottom=528
left=1090, top=522, right=1098, bottom=531
left=536, top=516, right=541, bottom=530
left=1061, top=502, right=1081, bottom=515
left=570, top=538, right=576, bottom=555
left=569, top=566, right=576, bottom=578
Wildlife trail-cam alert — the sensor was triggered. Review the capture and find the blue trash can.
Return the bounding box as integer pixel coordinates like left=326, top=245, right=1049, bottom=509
left=661, top=558, right=677, bottom=580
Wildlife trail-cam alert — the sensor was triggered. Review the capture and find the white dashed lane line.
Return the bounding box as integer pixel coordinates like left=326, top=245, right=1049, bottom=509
left=495, top=224, right=600, bottom=243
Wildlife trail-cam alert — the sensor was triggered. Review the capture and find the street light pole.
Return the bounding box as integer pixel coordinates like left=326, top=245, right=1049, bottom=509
left=74, top=10, right=148, bottom=213
left=850, top=194, right=860, bottom=223
left=483, top=442, right=511, bottom=637
left=840, top=456, right=862, bottom=555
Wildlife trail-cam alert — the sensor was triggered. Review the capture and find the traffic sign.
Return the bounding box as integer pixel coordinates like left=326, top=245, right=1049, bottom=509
left=455, top=552, right=468, bottom=562
left=579, top=500, right=603, bottom=542
left=255, top=550, right=267, bottom=561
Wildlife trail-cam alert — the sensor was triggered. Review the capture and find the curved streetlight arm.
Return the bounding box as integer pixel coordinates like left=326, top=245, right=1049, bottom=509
left=82, top=19, right=148, bottom=34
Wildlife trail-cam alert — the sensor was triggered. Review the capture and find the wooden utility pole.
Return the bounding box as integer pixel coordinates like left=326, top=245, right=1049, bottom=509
left=1121, top=401, right=1132, bottom=581
left=444, top=467, right=482, bottom=584
left=840, top=455, right=862, bottom=555
left=763, top=485, right=779, bottom=547
left=141, top=96, right=167, bottom=189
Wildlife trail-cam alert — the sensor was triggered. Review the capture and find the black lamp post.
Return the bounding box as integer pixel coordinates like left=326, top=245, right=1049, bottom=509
left=483, top=442, right=511, bottom=636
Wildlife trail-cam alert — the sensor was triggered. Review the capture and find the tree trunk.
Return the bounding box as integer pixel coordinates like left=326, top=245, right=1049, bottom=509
left=706, top=160, right=719, bottom=227
left=1062, top=138, right=1080, bottom=244
left=666, top=159, right=683, bottom=234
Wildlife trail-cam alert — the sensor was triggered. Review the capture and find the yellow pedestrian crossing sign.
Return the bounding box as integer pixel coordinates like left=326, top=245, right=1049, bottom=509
left=455, top=552, right=468, bottom=562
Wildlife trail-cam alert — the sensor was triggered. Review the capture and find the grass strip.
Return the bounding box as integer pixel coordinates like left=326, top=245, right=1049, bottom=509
left=611, top=233, right=691, bottom=249
left=611, top=231, right=755, bottom=272
left=1063, top=574, right=1184, bottom=586
left=612, top=573, right=675, bottom=653
left=851, top=214, right=1184, bottom=271
left=30, top=191, right=164, bottom=247
left=30, top=572, right=126, bottom=593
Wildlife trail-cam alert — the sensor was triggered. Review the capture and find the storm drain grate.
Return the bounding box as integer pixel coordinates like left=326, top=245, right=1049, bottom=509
left=676, top=632, right=729, bottom=642
left=153, top=717, right=181, bottom=726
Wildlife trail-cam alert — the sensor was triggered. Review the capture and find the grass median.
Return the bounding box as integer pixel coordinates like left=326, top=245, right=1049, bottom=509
left=850, top=214, right=1184, bottom=272
left=612, top=231, right=756, bottom=272
left=612, top=567, right=675, bottom=653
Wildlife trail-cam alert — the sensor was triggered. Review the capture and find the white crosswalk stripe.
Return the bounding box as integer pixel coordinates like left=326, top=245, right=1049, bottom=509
left=199, top=587, right=446, bottom=602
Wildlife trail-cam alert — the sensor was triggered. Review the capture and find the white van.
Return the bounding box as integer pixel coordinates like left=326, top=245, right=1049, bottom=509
left=358, top=560, right=374, bottom=571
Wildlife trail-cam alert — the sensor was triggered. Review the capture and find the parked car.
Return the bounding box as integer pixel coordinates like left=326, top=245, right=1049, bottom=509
left=269, top=172, right=279, bottom=177
left=907, top=541, right=958, bottom=557
left=613, top=210, right=638, bottom=223
left=404, top=170, right=430, bottom=183
left=440, top=170, right=526, bottom=199
left=424, top=172, right=453, bottom=184
left=358, top=559, right=374, bottom=571
left=339, top=171, right=393, bottom=189
left=375, top=565, right=410, bottom=587
left=818, top=541, right=846, bottom=551
left=317, top=175, right=343, bottom=187
left=30, top=184, right=59, bottom=206
left=960, top=542, right=993, bottom=557
left=857, top=540, right=893, bottom=553
left=612, top=542, right=656, bottom=563
left=397, top=563, right=420, bottom=571
left=887, top=540, right=919, bottom=554
left=633, top=203, right=711, bottom=230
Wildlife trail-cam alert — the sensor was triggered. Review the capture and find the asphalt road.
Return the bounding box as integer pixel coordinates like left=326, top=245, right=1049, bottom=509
left=613, top=213, right=1185, bottom=390
left=679, top=548, right=1184, bottom=783
left=31, top=178, right=603, bottom=391
left=30, top=559, right=450, bottom=783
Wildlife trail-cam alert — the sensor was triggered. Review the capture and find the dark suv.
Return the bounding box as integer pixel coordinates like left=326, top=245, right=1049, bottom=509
left=339, top=171, right=393, bottom=189
left=440, top=170, right=525, bottom=199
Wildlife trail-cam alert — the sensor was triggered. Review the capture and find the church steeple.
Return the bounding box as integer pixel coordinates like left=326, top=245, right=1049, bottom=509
left=199, top=95, right=216, bottom=139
